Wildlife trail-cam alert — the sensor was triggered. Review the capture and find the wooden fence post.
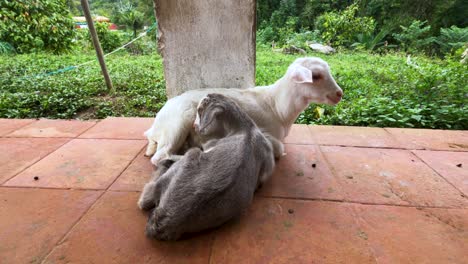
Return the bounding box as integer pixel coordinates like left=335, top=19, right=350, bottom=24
left=80, top=0, right=114, bottom=93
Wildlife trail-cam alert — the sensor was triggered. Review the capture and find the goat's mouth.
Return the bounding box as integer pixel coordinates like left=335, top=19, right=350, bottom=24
left=326, top=95, right=342, bottom=105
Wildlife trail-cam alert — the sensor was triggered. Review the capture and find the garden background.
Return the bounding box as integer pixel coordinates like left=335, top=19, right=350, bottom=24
left=0, top=0, right=467, bottom=129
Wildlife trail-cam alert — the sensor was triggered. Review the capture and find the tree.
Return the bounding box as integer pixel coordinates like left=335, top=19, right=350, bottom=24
left=393, top=20, right=436, bottom=53
left=113, top=0, right=144, bottom=37
left=316, top=3, right=375, bottom=47
left=0, top=0, right=76, bottom=53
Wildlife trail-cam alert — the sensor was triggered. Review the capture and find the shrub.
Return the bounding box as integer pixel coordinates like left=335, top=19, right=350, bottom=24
left=351, top=28, right=395, bottom=52
left=94, top=22, right=124, bottom=53
left=435, top=26, right=468, bottom=55
left=257, top=26, right=276, bottom=45
left=0, top=41, right=15, bottom=54
left=315, top=3, right=375, bottom=47
left=393, top=20, right=436, bottom=54
left=0, top=53, right=166, bottom=119
left=255, top=48, right=467, bottom=130
left=0, top=0, right=75, bottom=54
left=286, top=30, right=321, bottom=50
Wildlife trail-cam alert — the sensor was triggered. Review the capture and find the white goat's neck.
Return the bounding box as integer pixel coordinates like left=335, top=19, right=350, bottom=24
left=268, top=77, right=310, bottom=128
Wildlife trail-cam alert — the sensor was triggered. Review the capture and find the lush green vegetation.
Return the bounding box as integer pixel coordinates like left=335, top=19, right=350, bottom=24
left=1, top=47, right=466, bottom=129
left=0, top=0, right=76, bottom=54
left=257, top=0, right=467, bottom=56
left=0, top=51, right=166, bottom=119
left=0, top=0, right=467, bottom=129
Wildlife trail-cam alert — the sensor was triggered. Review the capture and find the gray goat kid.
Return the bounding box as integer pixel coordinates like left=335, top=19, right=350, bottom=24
left=137, top=93, right=276, bottom=241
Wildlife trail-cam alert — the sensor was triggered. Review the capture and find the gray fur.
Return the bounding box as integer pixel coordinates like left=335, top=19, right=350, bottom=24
left=138, top=93, right=275, bottom=240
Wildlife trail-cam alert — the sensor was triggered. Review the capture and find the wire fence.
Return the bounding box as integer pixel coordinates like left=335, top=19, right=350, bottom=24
left=18, top=22, right=158, bottom=80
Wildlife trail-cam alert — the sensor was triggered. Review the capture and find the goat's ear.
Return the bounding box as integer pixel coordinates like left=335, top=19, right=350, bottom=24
left=199, top=106, right=223, bottom=134
left=290, top=65, right=313, bottom=84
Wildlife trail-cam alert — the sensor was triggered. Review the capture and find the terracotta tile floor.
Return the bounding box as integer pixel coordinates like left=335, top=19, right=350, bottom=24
left=0, top=118, right=466, bottom=264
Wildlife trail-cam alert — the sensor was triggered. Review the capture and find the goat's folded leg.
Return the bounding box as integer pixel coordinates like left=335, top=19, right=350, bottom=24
left=145, top=140, right=157, bottom=157
left=263, top=133, right=285, bottom=159
left=138, top=181, right=157, bottom=210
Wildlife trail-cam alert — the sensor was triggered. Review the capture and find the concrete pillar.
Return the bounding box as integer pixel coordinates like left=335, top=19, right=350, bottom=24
left=153, top=0, right=256, bottom=98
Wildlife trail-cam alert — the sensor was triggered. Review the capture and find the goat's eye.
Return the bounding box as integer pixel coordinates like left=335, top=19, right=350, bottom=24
left=312, top=73, right=322, bottom=80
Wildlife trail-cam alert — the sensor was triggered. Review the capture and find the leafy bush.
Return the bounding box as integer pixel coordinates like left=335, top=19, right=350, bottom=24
left=351, top=28, right=395, bottom=52
left=315, top=3, right=376, bottom=47
left=1, top=50, right=466, bottom=130
left=125, top=36, right=158, bottom=55
left=256, top=48, right=467, bottom=130
left=0, top=53, right=166, bottom=119
left=257, top=26, right=276, bottom=45
left=0, top=0, right=75, bottom=54
left=112, top=0, right=145, bottom=38
left=0, top=41, right=15, bottom=54
left=257, top=16, right=299, bottom=46
left=94, top=22, right=124, bottom=53
left=435, top=26, right=468, bottom=55
left=286, top=30, right=321, bottom=50
left=393, top=20, right=436, bottom=54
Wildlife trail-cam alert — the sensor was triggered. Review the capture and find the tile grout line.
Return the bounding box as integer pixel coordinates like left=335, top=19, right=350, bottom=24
left=315, top=144, right=351, bottom=203
left=74, top=119, right=102, bottom=138
left=39, top=190, right=107, bottom=264
left=382, top=127, right=409, bottom=150
left=38, top=143, right=151, bottom=263
left=1, top=185, right=465, bottom=210
left=2, top=120, right=98, bottom=139
left=3, top=136, right=148, bottom=141
left=0, top=138, right=73, bottom=185
left=104, top=143, right=149, bottom=192
left=410, top=150, right=468, bottom=198
left=305, top=124, right=320, bottom=145
left=347, top=203, right=381, bottom=264
left=282, top=141, right=468, bottom=153
left=0, top=119, right=38, bottom=137
left=259, top=195, right=468, bottom=210
left=0, top=185, right=104, bottom=191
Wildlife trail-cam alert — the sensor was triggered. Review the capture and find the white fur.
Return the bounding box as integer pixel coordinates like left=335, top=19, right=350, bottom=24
left=145, top=57, right=343, bottom=164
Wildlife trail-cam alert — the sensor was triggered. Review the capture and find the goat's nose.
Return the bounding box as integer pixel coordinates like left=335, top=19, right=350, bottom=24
left=336, top=90, right=343, bottom=98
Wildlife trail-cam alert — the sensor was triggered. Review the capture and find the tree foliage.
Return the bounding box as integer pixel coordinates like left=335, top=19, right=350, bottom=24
left=435, top=26, right=468, bottom=55
left=393, top=20, right=435, bottom=53
left=113, top=0, right=144, bottom=38
left=315, top=3, right=375, bottom=47
left=0, top=0, right=76, bottom=54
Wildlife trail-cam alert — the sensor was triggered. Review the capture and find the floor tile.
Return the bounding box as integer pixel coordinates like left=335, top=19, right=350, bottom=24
left=353, top=204, right=468, bottom=264
left=0, top=188, right=102, bottom=264
left=258, top=144, right=344, bottom=200
left=0, top=138, right=69, bottom=184
left=44, top=191, right=212, bottom=264
left=0, top=118, right=36, bottom=136
left=6, top=119, right=96, bottom=138
left=110, top=150, right=154, bottom=191
left=321, top=146, right=467, bottom=207
left=310, top=125, right=402, bottom=148
left=5, top=139, right=146, bottom=189
left=414, top=150, right=468, bottom=195
left=386, top=128, right=468, bottom=151
left=79, top=117, right=154, bottom=139
left=283, top=124, right=315, bottom=144
left=210, top=198, right=376, bottom=264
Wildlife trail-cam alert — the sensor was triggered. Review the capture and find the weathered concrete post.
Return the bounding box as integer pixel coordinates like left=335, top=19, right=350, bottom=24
left=153, top=0, right=256, bottom=98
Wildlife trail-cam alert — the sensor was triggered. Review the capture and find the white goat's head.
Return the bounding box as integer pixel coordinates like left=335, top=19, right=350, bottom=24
left=286, top=57, right=343, bottom=105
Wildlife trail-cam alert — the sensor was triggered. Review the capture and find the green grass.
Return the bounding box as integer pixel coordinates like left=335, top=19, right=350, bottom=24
left=1, top=48, right=467, bottom=129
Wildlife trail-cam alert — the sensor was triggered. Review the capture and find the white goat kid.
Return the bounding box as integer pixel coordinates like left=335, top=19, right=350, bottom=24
left=145, top=57, right=343, bottom=165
